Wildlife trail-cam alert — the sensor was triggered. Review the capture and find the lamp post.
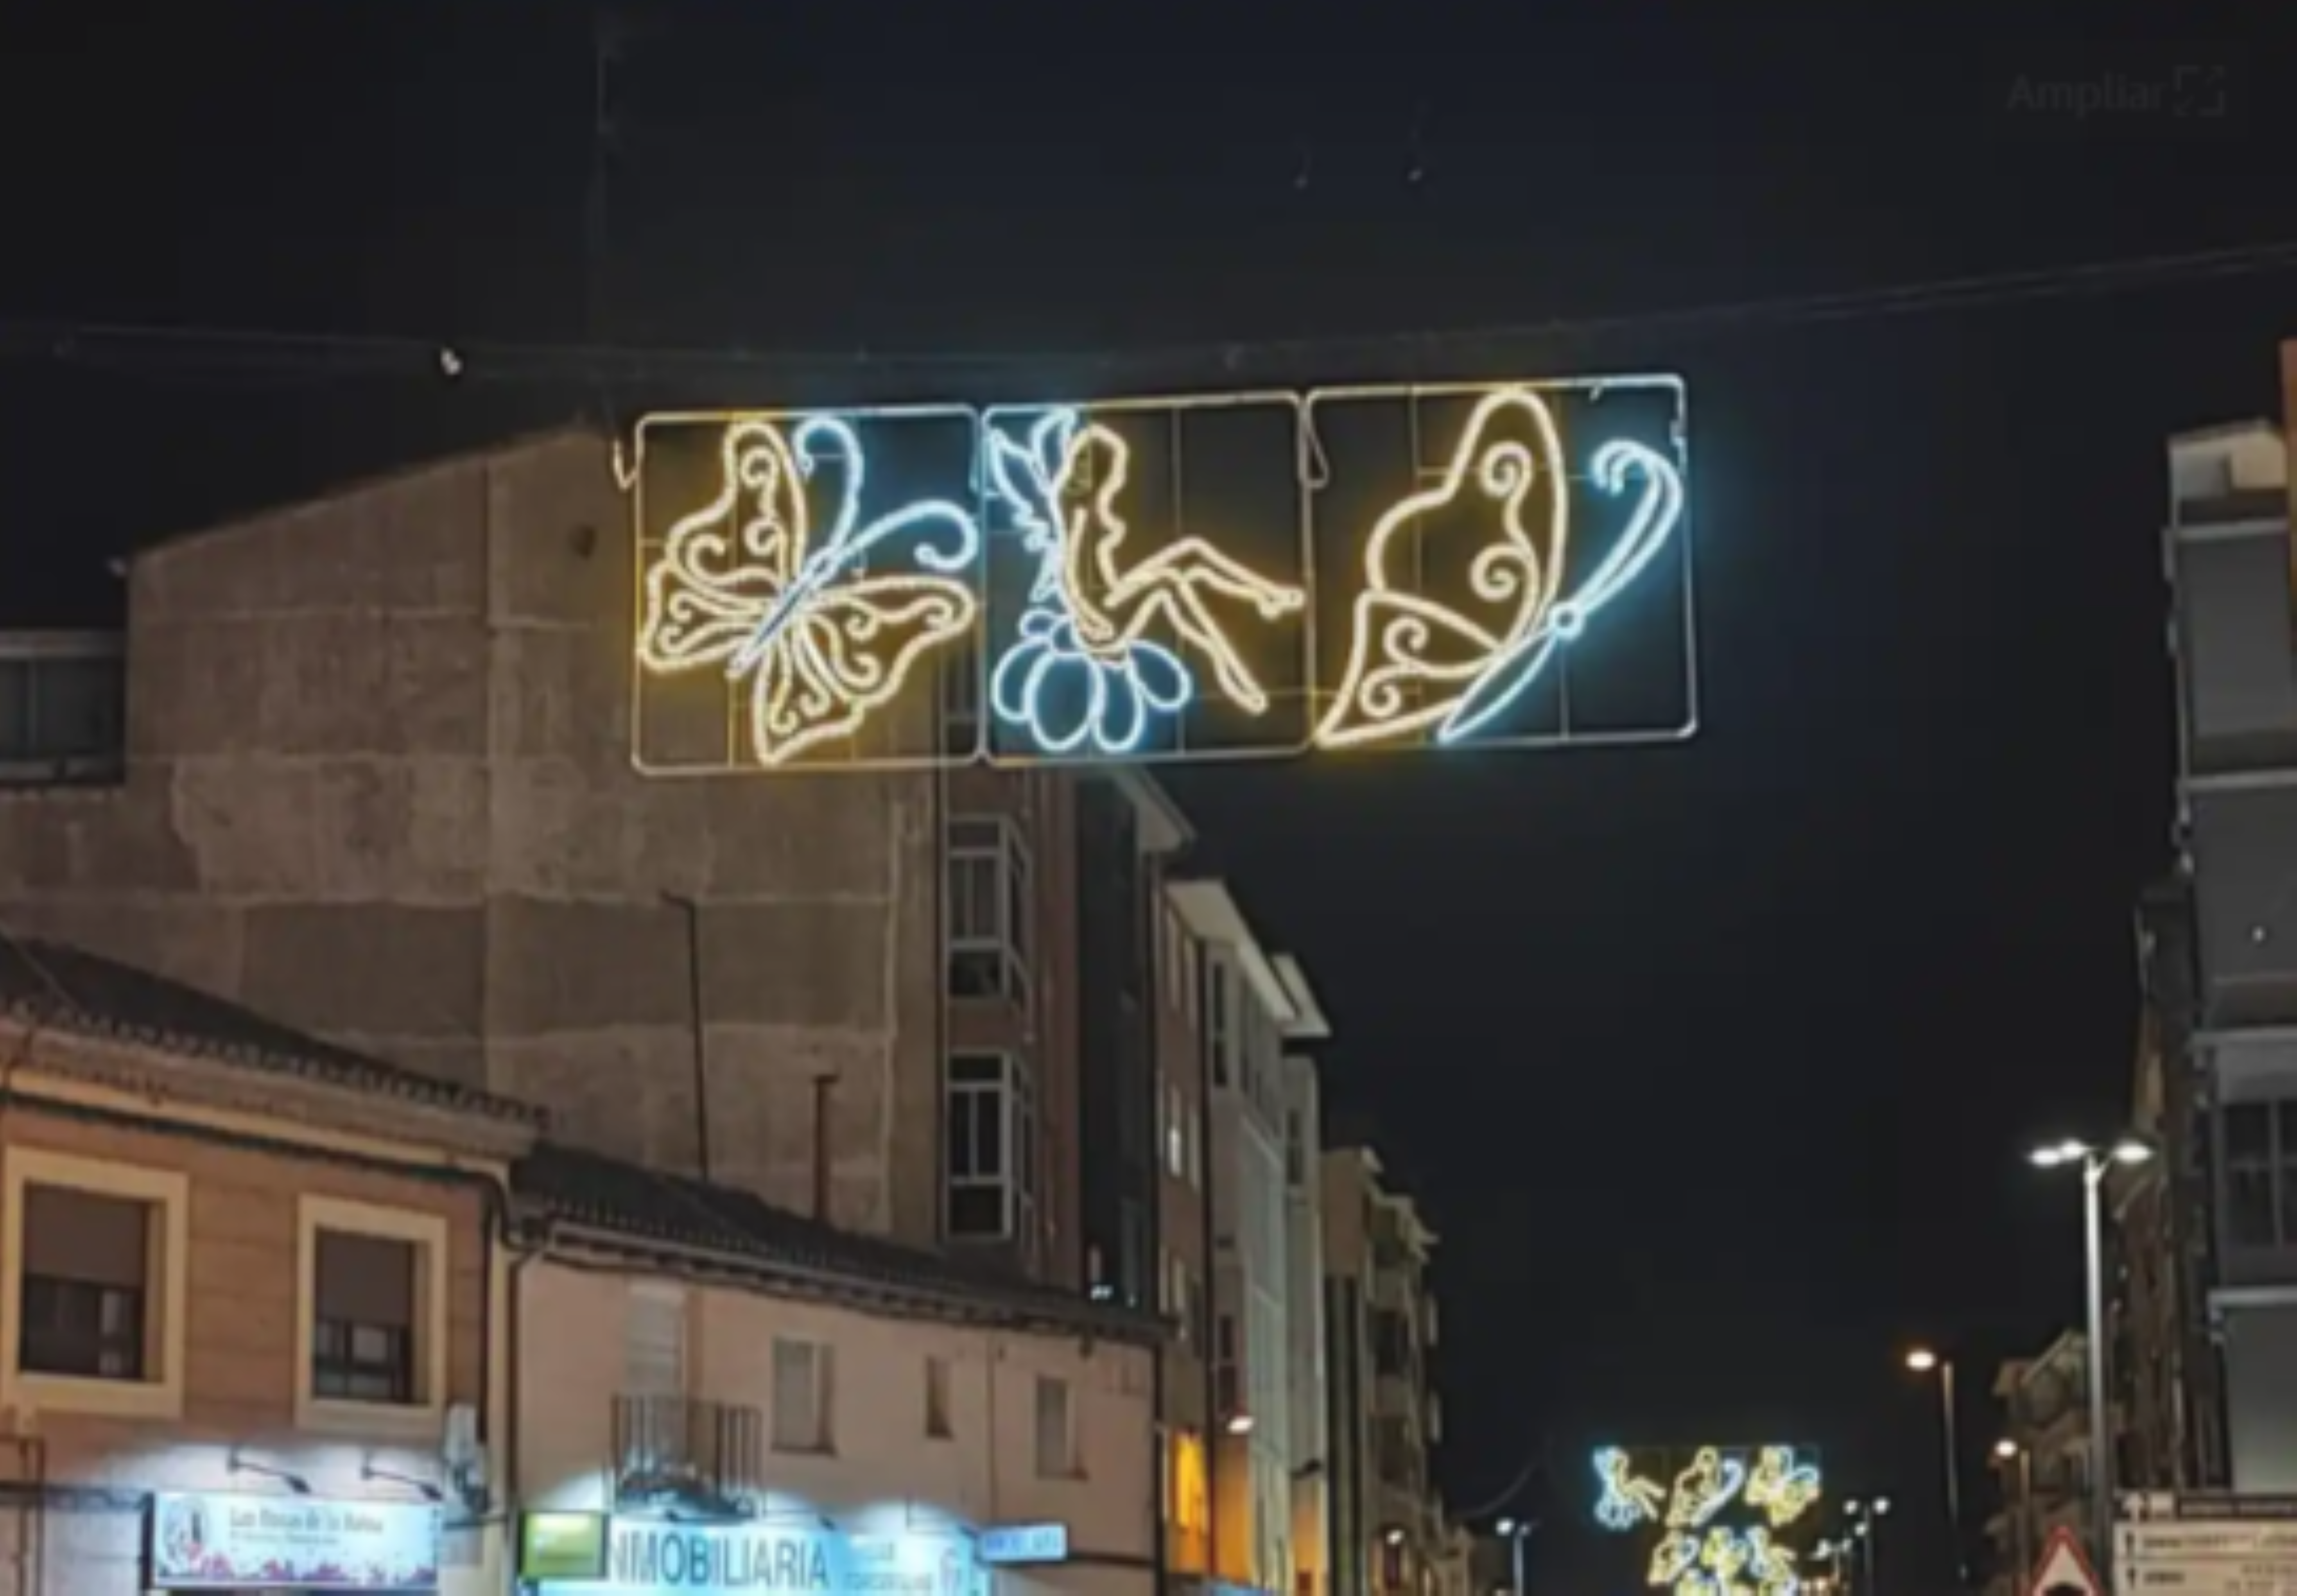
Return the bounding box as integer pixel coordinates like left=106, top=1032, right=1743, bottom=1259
left=1994, top=1440, right=2035, bottom=1586
left=1904, top=1348, right=1963, bottom=1581
left=2030, top=1135, right=2152, bottom=1572
left=1495, top=1518, right=1537, bottom=1596
left=1844, top=1498, right=1891, bottom=1596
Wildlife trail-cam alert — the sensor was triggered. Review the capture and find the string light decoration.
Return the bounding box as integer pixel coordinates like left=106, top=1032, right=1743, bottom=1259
left=1744, top=1448, right=1822, bottom=1528
left=1593, top=1446, right=1821, bottom=1596
left=982, top=408, right=1306, bottom=757
left=1312, top=386, right=1686, bottom=751
left=635, top=415, right=981, bottom=768
left=1595, top=1448, right=1667, bottom=1530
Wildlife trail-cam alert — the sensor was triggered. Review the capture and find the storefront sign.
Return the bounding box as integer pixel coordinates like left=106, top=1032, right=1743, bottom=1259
left=149, top=1492, right=442, bottom=1591
left=977, top=1525, right=1069, bottom=1566
left=542, top=1519, right=984, bottom=1596
left=523, top=1514, right=610, bottom=1582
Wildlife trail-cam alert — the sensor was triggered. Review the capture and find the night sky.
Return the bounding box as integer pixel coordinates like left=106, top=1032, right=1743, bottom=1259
left=7, top=2, right=2297, bottom=1590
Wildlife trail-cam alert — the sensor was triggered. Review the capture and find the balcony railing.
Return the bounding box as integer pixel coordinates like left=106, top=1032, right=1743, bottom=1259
left=612, top=1394, right=764, bottom=1504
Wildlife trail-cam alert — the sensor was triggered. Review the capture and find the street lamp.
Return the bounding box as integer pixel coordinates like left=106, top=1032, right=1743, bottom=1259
left=1993, top=1440, right=2035, bottom=1586
left=1903, top=1347, right=1963, bottom=1582
left=1843, top=1499, right=1891, bottom=1596
left=1494, top=1518, right=1537, bottom=1596
left=2030, top=1134, right=2152, bottom=1570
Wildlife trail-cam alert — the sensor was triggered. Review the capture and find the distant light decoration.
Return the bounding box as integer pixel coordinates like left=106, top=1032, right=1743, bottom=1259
left=1313, top=387, right=1686, bottom=751
left=1668, top=1449, right=1748, bottom=1530
left=983, top=408, right=1307, bottom=756
left=1744, top=1448, right=1822, bottom=1529
left=1594, top=1445, right=1820, bottom=1596
left=1594, top=1448, right=1666, bottom=1530
left=636, top=416, right=981, bottom=768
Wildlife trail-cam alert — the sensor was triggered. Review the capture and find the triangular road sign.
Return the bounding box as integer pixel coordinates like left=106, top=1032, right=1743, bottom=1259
left=2028, top=1525, right=2108, bottom=1596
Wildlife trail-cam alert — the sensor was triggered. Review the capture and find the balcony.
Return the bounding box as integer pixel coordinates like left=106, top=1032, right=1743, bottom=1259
left=612, top=1394, right=765, bottom=1507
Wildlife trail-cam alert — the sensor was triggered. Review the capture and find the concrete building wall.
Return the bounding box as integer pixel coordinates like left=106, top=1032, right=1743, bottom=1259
left=517, top=1257, right=1156, bottom=1596
left=1285, top=1058, right=1331, bottom=1596
left=0, top=432, right=942, bottom=1240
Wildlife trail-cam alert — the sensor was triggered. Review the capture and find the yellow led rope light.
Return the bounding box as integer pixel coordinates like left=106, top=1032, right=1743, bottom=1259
left=636, top=416, right=980, bottom=768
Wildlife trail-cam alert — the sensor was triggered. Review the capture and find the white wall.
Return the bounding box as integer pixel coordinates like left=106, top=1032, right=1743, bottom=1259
left=516, top=1257, right=1157, bottom=1596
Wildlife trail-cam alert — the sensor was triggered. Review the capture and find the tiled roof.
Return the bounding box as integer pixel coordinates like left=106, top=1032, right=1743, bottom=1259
left=515, top=1142, right=1164, bottom=1342
left=0, top=935, right=543, bottom=1128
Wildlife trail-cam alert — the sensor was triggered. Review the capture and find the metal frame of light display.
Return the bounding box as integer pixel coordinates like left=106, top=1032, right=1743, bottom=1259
left=1592, top=1445, right=1823, bottom=1596
left=626, top=378, right=1695, bottom=774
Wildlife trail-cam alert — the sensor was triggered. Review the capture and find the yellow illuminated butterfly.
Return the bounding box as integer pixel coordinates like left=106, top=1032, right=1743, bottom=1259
left=637, top=416, right=981, bottom=768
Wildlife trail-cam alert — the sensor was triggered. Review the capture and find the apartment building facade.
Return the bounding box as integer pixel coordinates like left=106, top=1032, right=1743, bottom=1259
left=1153, top=885, right=1214, bottom=1583
left=1319, top=1149, right=1441, bottom=1596
left=2148, top=404, right=2297, bottom=1490
left=0, top=431, right=1187, bottom=1310
left=0, top=936, right=538, bottom=1596
left=1984, top=1335, right=2094, bottom=1596
left=1167, top=880, right=1331, bottom=1596
left=508, top=1146, right=1162, bottom=1596
left=1282, top=1058, right=1330, bottom=1596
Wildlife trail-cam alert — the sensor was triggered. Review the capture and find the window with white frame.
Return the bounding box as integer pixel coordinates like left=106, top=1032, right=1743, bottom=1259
left=296, top=1197, right=448, bottom=1435
left=2224, top=1100, right=2297, bottom=1246
left=3, top=1151, right=189, bottom=1422
left=1035, top=1374, right=1079, bottom=1478
left=945, top=1051, right=1038, bottom=1241
left=773, top=1337, right=832, bottom=1453
left=946, top=818, right=1032, bottom=1002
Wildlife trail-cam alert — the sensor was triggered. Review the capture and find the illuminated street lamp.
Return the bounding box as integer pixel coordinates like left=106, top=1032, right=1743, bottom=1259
left=1843, top=1499, right=1890, bottom=1596
left=2030, top=1135, right=2152, bottom=1571
left=1494, top=1517, right=1537, bottom=1596
left=1902, top=1347, right=1963, bottom=1581
left=1992, top=1440, right=2035, bottom=1584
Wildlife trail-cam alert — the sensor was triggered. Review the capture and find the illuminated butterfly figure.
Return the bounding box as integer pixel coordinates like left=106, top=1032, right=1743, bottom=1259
left=1649, top=1534, right=1702, bottom=1591
left=1744, top=1448, right=1822, bottom=1530
left=1315, top=386, right=1686, bottom=750
left=1666, top=1448, right=1748, bottom=1531
left=1594, top=1447, right=1667, bottom=1531
left=637, top=416, right=981, bottom=768
left=1741, top=1527, right=1802, bottom=1596
left=984, top=409, right=1307, bottom=756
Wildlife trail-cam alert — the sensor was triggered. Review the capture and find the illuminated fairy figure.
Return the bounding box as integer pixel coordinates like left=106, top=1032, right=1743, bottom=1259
left=983, top=408, right=1306, bottom=755
left=1744, top=1448, right=1822, bottom=1530
left=636, top=416, right=980, bottom=767
left=1594, top=1447, right=1667, bottom=1530
left=1314, top=386, right=1685, bottom=750
left=1699, top=1527, right=1755, bottom=1596
left=1666, top=1448, right=1747, bottom=1530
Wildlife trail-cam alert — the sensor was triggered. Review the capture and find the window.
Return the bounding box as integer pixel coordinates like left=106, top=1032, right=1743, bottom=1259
left=1166, top=1081, right=1187, bottom=1176
left=624, top=1286, right=687, bottom=1395
left=2223, top=1101, right=2297, bottom=1247
left=19, top=1188, right=149, bottom=1379
left=0, top=640, right=126, bottom=779
left=1035, top=1375, right=1079, bottom=1478
left=924, top=1356, right=953, bottom=1439
left=312, top=1231, right=418, bottom=1403
left=2, top=1150, right=188, bottom=1420
left=941, top=643, right=981, bottom=754
left=1285, top=1109, right=1307, bottom=1185
left=1206, top=963, right=1231, bottom=1087
left=296, top=1197, right=449, bottom=1436
left=1214, top=1312, right=1240, bottom=1414
left=946, top=818, right=1032, bottom=1002
left=773, top=1338, right=832, bottom=1453
left=945, top=1052, right=1038, bottom=1242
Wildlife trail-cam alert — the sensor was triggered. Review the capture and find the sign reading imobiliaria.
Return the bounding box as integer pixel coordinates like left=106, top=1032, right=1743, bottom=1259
left=149, top=1491, right=443, bottom=1591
